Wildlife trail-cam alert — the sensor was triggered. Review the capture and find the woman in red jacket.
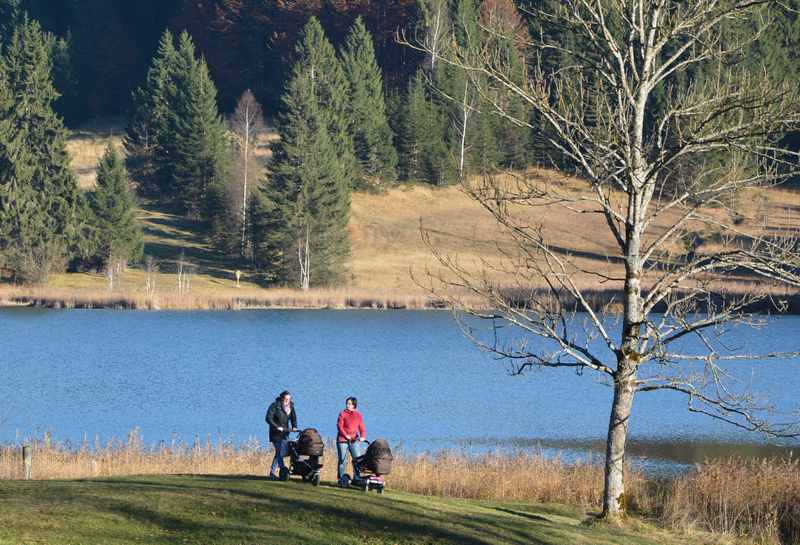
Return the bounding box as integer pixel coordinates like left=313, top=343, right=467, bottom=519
left=336, top=396, right=366, bottom=485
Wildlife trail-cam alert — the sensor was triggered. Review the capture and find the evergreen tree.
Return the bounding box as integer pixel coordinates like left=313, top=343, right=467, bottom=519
left=0, top=0, right=23, bottom=48
left=481, top=0, right=532, bottom=170
left=290, top=17, right=357, bottom=188
left=125, top=29, right=177, bottom=194
left=0, top=19, right=84, bottom=282
left=253, top=18, right=351, bottom=288
left=88, top=145, right=144, bottom=267
left=341, top=17, right=398, bottom=183
left=399, top=71, right=430, bottom=181
left=400, top=69, right=454, bottom=185
left=160, top=31, right=229, bottom=218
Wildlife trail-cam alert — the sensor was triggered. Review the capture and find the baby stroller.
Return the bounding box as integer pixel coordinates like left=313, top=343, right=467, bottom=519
left=282, top=428, right=324, bottom=486
left=345, top=438, right=392, bottom=494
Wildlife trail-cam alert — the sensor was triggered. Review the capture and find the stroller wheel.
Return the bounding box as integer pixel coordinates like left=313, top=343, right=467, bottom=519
left=279, top=467, right=290, bottom=481
left=311, top=473, right=321, bottom=487
left=377, top=486, right=385, bottom=495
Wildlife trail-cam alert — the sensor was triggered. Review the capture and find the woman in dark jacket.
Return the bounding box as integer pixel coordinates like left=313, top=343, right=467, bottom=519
left=265, top=390, right=298, bottom=479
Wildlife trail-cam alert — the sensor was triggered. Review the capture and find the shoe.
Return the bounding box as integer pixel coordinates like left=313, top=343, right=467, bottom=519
left=267, top=474, right=279, bottom=481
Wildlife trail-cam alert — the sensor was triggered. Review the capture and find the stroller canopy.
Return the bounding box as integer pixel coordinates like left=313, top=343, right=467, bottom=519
left=298, top=428, right=324, bottom=456
left=363, top=439, right=393, bottom=475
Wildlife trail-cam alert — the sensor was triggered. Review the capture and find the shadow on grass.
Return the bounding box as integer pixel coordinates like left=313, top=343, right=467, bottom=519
left=138, top=202, right=240, bottom=281
left=75, top=475, right=551, bottom=545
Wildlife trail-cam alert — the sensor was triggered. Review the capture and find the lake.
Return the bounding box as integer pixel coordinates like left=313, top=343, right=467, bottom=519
left=1, top=308, right=798, bottom=472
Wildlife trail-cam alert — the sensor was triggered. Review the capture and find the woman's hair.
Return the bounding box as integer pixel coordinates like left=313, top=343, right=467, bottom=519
left=346, top=396, right=357, bottom=409
left=279, top=390, right=291, bottom=402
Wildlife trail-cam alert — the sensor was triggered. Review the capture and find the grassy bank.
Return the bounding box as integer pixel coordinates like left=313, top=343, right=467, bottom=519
left=0, top=474, right=702, bottom=545
left=2, top=439, right=799, bottom=544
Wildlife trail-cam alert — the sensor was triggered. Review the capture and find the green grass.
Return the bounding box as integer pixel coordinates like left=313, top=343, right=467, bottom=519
left=0, top=475, right=706, bottom=545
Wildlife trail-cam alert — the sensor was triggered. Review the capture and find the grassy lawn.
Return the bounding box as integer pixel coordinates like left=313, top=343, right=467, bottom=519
left=0, top=475, right=705, bottom=545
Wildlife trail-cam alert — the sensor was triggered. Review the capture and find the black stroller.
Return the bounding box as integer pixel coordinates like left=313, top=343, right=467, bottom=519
left=281, top=428, right=324, bottom=486
left=344, top=438, right=393, bottom=494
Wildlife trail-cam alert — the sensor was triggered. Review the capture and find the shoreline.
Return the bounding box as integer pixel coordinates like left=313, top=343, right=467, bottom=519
left=0, top=285, right=452, bottom=311
left=2, top=284, right=800, bottom=313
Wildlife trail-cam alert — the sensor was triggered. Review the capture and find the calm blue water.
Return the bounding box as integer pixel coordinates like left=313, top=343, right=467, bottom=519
left=1, top=309, right=798, bottom=467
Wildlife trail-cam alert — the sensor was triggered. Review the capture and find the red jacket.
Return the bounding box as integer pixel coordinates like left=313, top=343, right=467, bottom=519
left=337, top=409, right=365, bottom=443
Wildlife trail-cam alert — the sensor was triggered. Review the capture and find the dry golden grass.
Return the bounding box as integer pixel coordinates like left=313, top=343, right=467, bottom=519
left=662, top=458, right=800, bottom=544
left=351, top=171, right=800, bottom=304
left=13, top=124, right=792, bottom=309
left=3, top=434, right=798, bottom=544
left=0, top=283, right=456, bottom=310
left=66, top=121, right=125, bottom=190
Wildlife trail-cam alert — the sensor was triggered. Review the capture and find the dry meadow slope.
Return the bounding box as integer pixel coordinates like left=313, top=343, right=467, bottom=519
left=5, top=123, right=795, bottom=308
left=351, top=172, right=800, bottom=299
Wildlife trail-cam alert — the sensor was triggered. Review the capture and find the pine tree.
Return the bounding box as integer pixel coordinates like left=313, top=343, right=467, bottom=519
left=341, top=17, right=398, bottom=183
left=481, top=0, right=532, bottom=170
left=0, top=0, right=22, bottom=48
left=253, top=18, right=351, bottom=288
left=88, top=145, right=144, bottom=267
left=290, top=17, right=357, bottom=188
left=160, top=31, right=230, bottom=218
left=0, top=19, right=84, bottom=282
left=399, top=71, right=430, bottom=181
left=125, top=29, right=177, bottom=194
left=399, top=69, right=454, bottom=185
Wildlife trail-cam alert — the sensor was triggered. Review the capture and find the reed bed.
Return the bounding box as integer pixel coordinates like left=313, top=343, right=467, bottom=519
left=2, top=282, right=797, bottom=314
left=662, top=458, right=800, bottom=544
left=0, top=285, right=455, bottom=311
left=2, top=433, right=799, bottom=544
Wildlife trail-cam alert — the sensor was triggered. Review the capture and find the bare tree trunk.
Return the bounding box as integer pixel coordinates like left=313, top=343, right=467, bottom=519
left=298, top=224, right=311, bottom=291
left=430, top=5, right=443, bottom=69
left=602, top=366, right=636, bottom=519
left=458, top=82, right=471, bottom=180
left=231, top=90, right=265, bottom=260
left=241, top=107, right=250, bottom=257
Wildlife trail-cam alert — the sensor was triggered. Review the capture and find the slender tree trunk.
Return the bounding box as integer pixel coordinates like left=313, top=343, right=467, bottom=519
left=459, top=82, right=470, bottom=180
left=602, top=366, right=636, bottom=519
left=430, top=6, right=443, bottom=70
left=241, top=110, right=250, bottom=258
left=298, top=224, right=311, bottom=291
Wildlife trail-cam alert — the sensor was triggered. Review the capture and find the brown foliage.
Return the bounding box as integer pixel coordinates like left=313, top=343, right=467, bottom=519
left=171, top=0, right=421, bottom=111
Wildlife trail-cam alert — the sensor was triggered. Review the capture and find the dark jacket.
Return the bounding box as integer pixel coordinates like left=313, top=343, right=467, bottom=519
left=265, top=398, right=297, bottom=442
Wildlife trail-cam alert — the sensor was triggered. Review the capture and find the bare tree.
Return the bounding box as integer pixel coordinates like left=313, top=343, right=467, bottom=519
left=456, top=80, right=477, bottom=180
left=229, top=90, right=266, bottom=259
left=418, top=0, right=451, bottom=71
left=298, top=223, right=311, bottom=291
left=176, top=251, right=194, bottom=295
left=405, top=0, right=800, bottom=520
left=144, top=255, right=158, bottom=295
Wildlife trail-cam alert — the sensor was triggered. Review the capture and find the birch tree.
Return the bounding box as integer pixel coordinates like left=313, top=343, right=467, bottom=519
left=418, top=0, right=451, bottom=71
left=229, top=89, right=265, bottom=259
left=407, top=0, right=800, bottom=520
